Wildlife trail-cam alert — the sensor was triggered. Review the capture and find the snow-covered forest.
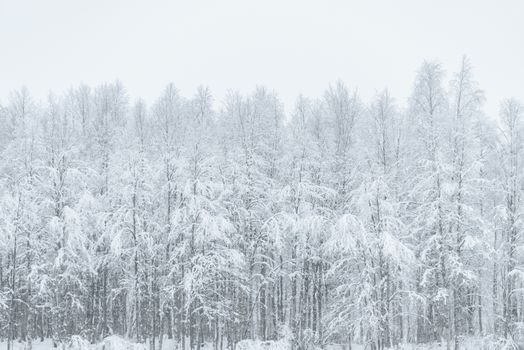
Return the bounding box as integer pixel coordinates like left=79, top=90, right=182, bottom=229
left=0, top=58, right=523, bottom=350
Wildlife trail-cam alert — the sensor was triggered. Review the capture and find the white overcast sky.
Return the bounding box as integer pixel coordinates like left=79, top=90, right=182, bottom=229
left=0, top=0, right=523, bottom=117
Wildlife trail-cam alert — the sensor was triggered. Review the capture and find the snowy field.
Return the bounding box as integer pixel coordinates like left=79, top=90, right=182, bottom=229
left=0, top=336, right=518, bottom=350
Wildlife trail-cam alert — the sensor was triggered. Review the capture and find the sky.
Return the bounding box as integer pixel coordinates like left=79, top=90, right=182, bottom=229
left=0, top=0, right=523, bottom=118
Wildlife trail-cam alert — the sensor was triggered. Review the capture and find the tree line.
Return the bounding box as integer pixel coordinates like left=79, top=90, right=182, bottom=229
left=0, top=58, right=523, bottom=350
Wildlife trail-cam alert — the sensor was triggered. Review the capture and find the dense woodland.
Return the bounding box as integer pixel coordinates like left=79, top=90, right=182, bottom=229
left=0, top=58, right=523, bottom=350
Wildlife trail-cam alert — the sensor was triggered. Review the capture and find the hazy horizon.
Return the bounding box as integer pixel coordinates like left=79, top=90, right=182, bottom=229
left=1, top=0, right=523, bottom=118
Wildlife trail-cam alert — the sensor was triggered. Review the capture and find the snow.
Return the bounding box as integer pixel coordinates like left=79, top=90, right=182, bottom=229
left=0, top=336, right=517, bottom=350
left=0, top=337, right=146, bottom=350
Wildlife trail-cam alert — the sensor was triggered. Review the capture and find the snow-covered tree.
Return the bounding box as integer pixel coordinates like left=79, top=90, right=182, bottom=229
left=0, top=60, right=521, bottom=350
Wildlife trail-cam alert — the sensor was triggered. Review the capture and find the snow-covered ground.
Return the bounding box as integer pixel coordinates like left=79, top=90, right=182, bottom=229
left=0, top=336, right=146, bottom=350
left=0, top=336, right=519, bottom=350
